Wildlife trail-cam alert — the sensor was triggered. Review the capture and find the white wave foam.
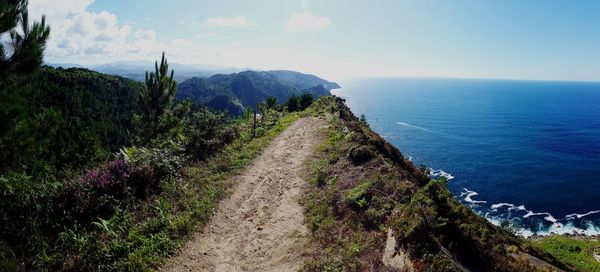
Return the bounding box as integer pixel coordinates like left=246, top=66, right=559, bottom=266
left=522, top=211, right=558, bottom=223
left=487, top=217, right=503, bottom=226
left=491, top=203, right=513, bottom=210
left=395, top=121, right=470, bottom=141
left=516, top=228, right=536, bottom=238
left=404, top=155, right=413, bottom=162
left=485, top=202, right=600, bottom=237
left=396, top=122, right=435, bottom=133
left=535, top=222, right=600, bottom=237
left=523, top=211, right=550, bottom=218
left=490, top=203, right=526, bottom=213
left=398, top=154, right=600, bottom=238
left=428, top=169, right=455, bottom=181
left=485, top=216, right=537, bottom=238
left=544, top=215, right=557, bottom=223
left=565, top=210, right=600, bottom=220
left=461, top=188, right=487, bottom=204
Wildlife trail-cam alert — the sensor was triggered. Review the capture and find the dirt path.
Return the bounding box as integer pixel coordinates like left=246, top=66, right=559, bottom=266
left=162, top=117, right=326, bottom=272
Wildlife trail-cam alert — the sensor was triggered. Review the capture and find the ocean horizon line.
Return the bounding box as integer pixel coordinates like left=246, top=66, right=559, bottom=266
left=340, top=75, right=600, bottom=85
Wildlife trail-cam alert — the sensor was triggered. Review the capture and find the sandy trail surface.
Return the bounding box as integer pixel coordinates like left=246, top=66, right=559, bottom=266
left=162, top=117, right=326, bottom=272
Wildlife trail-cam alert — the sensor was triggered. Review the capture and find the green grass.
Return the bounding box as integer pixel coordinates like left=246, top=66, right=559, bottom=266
left=301, top=97, right=388, bottom=271
left=121, top=112, right=301, bottom=270
left=35, top=112, right=301, bottom=271
left=345, top=181, right=372, bottom=207
left=533, top=236, right=600, bottom=272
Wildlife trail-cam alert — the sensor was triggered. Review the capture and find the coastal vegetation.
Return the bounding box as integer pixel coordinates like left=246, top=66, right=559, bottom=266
left=1, top=1, right=597, bottom=271
left=533, top=236, right=600, bottom=272
left=301, top=96, right=576, bottom=271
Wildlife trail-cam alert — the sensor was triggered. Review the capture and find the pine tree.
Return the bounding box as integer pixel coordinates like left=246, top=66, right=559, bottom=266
left=0, top=0, right=50, bottom=80
left=299, top=93, right=313, bottom=110
left=264, top=96, right=278, bottom=110
left=0, top=0, right=22, bottom=33
left=285, top=95, right=299, bottom=112
left=134, top=53, right=190, bottom=146
left=360, top=114, right=367, bottom=124
left=0, top=0, right=50, bottom=170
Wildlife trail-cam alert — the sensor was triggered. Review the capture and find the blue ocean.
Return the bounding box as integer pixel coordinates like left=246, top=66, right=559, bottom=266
left=333, top=78, right=600, bottom=237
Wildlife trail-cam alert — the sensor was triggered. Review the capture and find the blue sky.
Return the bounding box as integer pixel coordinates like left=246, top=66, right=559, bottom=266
left=29, top=0, right=600, bottom=81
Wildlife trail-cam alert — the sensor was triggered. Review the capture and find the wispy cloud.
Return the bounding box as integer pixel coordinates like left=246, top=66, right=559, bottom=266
left=285, top=12, right=331, bottom=32
left=196, top=32, right=217, bottom=38
left=204, top=16, right=257, bottom=27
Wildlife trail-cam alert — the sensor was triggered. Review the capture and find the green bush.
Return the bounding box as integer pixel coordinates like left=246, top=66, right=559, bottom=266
left=345, top=181, right=372, bottom=208
left=58, top=160, right=131, bottom=224
left=0, top=170, right=60, bottom=252
left=347, top=145, right=374, bottom=165
left=0, top=242, right=17, bottom=271
left=119, top=144, right=186, bottom=182
left=260, top=96, right=280, bottom=112
left=184, top=109, right=238, bottom=160
left=284, top=93, right=313, bottom=113
left=359, top=114, right=367, bottom=124
left=285, top=95, right=300, bottom=112
left=299, top=93, right=314, bottom=110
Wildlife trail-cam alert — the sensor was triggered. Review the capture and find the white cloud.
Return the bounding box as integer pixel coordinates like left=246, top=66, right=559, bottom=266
left=94, top=11, right=117, bottom=30
left=27, top=0, right=184, bottom=62
left=25, top=1, right=359, bottom=80
left=196, top=32, right=217, bottom=38
left=28, top=0, right=135, bottom=59
left=135, top=29, right=156, bottom=41
left=285, top=12, right=331, bottom=32
left=204, top=16, right=256, bottom=27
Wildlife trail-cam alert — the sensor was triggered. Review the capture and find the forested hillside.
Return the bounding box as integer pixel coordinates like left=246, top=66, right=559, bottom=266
left=1, top=67, right=141, bottom=171
left=268, top=70, right=340, bottom=91
left=53, top=61, right=243, bottom=83
left=176, top=70, right=336, bottom=115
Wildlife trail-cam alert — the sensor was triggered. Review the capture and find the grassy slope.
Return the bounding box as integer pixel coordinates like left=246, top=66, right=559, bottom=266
left=533, top=236, right=600, bottom=272
left=130, top=113, right=301, bottom=270
left=300, top=96, right=575, bottom=271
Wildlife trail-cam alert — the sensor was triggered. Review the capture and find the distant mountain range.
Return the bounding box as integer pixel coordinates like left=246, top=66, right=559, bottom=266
left=267, top=70, right=340, bottom=91
left=47, top=61, right=251, bottom=82
left=176, top=70, right=340, bottom=115
left=47, top=62, right=341, bottom=116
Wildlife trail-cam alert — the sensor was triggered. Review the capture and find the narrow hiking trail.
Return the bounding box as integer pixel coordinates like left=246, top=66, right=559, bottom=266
left=162, top=117, right=327, bottom=272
